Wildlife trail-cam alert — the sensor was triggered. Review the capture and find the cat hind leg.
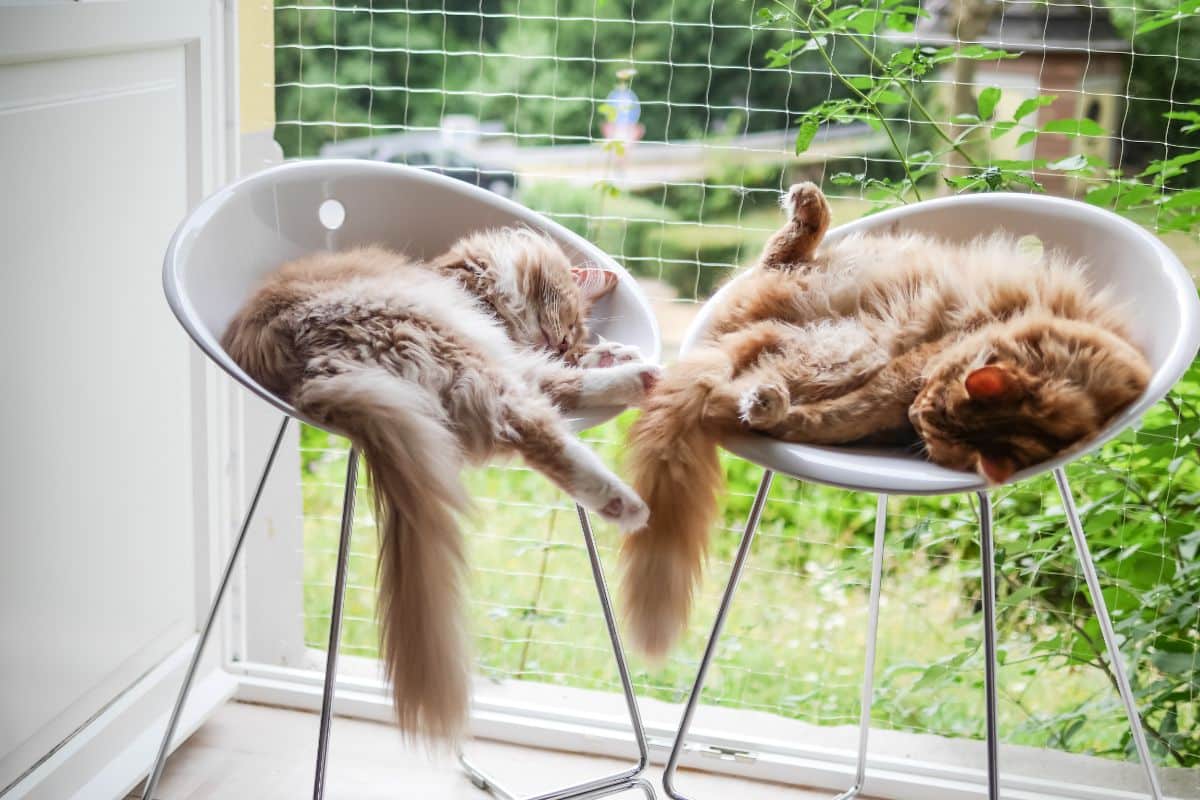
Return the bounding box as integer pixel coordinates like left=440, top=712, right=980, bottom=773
left=739, top=381, right=791, bottom=428
left=760, top=181, right=832, bottom=268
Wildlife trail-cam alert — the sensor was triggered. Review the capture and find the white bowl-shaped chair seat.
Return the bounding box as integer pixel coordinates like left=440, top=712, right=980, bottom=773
left=151, top=159, right=661, bottom=800
left=681, top=193, right=1200, bottom=495
left=163, top=160, right=661, bottom=432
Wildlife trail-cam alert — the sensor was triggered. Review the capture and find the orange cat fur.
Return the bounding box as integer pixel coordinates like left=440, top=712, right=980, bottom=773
left=224, top=228, right=658, bottom=744
left=620, top=183, right=1150, bottom=658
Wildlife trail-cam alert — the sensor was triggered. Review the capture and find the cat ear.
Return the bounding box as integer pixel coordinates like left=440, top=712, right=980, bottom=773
left=965, top=365, right=1018, bottom=402
left=572, top=268, right=620, bottom=302
left=977, top=453, right=1017, bottom=484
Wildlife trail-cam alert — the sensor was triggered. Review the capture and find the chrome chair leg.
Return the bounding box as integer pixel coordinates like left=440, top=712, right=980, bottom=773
left=312, top=447, right=360, bottom=800
left=977, top=491, right=1000, bottom=800
left=833, top=493, right=888, bottom=800
left=1054, top=469, right=1164, bottom=800
left=140, top=416, right=290, bottom=800
left=662, top=470, right=774, bottom=800
left=459, top=503, right=655, bottom=800
left=461, top=767, right=657, bottom=800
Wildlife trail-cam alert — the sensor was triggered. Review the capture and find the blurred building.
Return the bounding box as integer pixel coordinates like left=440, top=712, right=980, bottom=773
left=904, top=0, right=1129, bottom=192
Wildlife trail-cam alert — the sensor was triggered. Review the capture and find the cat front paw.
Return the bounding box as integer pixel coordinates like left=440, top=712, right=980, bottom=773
left=579, top=339, right=644, bottom=369
left=582, top=363, right=661, bottom=406
left=596, top=484, right=650, bottom=531
left=739, top=383, right=789, bottom=428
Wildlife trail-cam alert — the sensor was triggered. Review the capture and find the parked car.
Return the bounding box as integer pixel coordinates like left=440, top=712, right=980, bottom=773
left=319, top=133, right=517, bottom=198
left=389, top=149, right=517, bottom=198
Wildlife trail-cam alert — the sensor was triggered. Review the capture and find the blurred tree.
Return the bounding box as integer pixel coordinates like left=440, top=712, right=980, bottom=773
left=1104, top=0, right=1200, bottom=174
left=274, top=0, right=870, bottom=155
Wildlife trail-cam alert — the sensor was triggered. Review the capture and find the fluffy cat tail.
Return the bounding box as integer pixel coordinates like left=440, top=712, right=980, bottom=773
left=620, top=348, right=733, bottom=659
left=296, top=368, right=470, bottom=745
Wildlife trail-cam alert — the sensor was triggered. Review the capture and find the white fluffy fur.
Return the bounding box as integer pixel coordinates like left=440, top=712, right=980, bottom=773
left=222, top=229, right=653, bottom=746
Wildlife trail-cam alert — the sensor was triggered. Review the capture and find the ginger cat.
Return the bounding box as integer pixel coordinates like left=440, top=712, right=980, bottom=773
left=224, top=228, right=659, bottom=743
left=620, top=183, right=1150, bottom=658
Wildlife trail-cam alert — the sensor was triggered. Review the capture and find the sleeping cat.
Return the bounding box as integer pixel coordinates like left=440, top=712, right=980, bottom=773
left=620, top=182, right=1150, bottom=658
left=223, top=227, right=658, bottom=742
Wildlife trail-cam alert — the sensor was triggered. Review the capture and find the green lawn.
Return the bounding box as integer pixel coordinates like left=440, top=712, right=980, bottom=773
left=294, top=197, right=1199, bottom=767
left=297, top=417, right=1162, bottom=759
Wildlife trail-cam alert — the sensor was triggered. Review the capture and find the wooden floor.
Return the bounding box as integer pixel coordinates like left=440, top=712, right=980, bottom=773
left=129, top=701, right=835, bottom=800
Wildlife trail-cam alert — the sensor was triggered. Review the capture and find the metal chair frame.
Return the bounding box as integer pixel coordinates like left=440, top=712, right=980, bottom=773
left=660, top=470, right=1164, bottom=800
left=139, top=416, right=655, bottom=800
left=144, top=160, right=661, bottom=800
left=658, top=191, right=1196, bottom=800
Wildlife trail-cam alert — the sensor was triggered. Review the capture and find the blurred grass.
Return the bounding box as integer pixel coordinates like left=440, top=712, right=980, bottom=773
left=292, top=193, right=1198, bottom=760
left=298, top=413, right=1128, bottom=754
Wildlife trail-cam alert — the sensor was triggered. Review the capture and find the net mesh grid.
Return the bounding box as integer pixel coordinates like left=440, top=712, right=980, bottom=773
left=272, top=0, right=1198, bottom=772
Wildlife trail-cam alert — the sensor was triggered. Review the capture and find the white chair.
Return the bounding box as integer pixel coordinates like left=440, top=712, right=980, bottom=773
left=661, top=193, right=1200, bottom=800
left=147, top=160, right=660, bottom=800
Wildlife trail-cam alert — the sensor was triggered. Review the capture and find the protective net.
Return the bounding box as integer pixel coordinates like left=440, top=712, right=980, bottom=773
left=274, top=0, right=1199, bottom=773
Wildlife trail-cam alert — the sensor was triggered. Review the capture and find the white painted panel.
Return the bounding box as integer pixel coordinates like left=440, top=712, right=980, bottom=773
left=0, top=46, right=197, bottom=788
left=239, top=397, right=309, bottom=670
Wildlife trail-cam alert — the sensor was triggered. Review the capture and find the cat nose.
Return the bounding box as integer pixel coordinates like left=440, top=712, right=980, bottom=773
left=558, top=337, right=569, bottom=354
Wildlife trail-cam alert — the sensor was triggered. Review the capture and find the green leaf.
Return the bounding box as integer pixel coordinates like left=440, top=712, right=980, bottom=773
left=977, top=86, right=1002, bottom=120
left=1165, top=108, right=1200, bottom=133
left=1135, top=0, right=1200, bottom=34
left=1179, top=530, right=1200, bottom=561
left=1017, top=129, right=1039, bottom=146
left=885, top=11, right=919, bottom=32
left=765, top=37, right=827, bottom=67
left=872, top=89, right=906, bottom=105
left=795, top=116, right=820, bottom=154
left=1152, top=650, right=1198, bottom=676
left=991, top=120, right=1017, bottom=139
left=1013, top=94, right=1057, bottom=122
left=1140, top=150, right=1200, bottom=179
left=602, top=139, right=626, bottom=157
left=955, top=44, right=1018, bottom=61
left=848, top=8, right=882, bottom=34
left=1042, top=118, right=1106, bottom=137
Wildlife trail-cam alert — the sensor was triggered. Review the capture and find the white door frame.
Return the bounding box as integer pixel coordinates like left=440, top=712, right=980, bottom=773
left=0, top=2, right=239, bottom=797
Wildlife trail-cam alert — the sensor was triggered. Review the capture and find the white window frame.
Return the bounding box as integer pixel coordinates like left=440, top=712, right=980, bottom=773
left=212, top=11, right=1188, bottom=799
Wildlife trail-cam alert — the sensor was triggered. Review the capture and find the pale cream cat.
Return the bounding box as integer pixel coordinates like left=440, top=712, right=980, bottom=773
left=224, top=228, right=659, bottom=743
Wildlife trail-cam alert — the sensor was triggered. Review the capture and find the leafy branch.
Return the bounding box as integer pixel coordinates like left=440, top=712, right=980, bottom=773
left=761, top=0, right=1036, bottom=199
left=758, top=0, right=1124, bottom=200
left=768, top=0, right=925, bottom=199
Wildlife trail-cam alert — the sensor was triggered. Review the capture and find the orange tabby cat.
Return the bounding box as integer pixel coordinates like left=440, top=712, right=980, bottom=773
left=224, top=227, right=658, bottom=743
left=620, top=183, right=1150, bottom=658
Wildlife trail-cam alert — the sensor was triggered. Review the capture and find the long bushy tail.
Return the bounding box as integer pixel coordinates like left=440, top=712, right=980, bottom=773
left=620, top=349, right=734, bottom=659
left=297, top=367, right=470, bottom=744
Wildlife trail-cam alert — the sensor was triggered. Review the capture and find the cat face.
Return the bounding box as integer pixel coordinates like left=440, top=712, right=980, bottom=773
left=435, top=228, right=619, bottom=358
left=909, top=318, right=1150, bottom=483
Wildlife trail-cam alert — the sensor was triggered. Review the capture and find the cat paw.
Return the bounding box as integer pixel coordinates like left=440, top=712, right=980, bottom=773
left=596, top=485, right=650, bottom=532
left=582, top=363, right=661, bottom=406
left=780, top=182, right=830, bottom=227
left=579, top=340, right=644, bottom=369
left=739, top=383, right=789, bottom=428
